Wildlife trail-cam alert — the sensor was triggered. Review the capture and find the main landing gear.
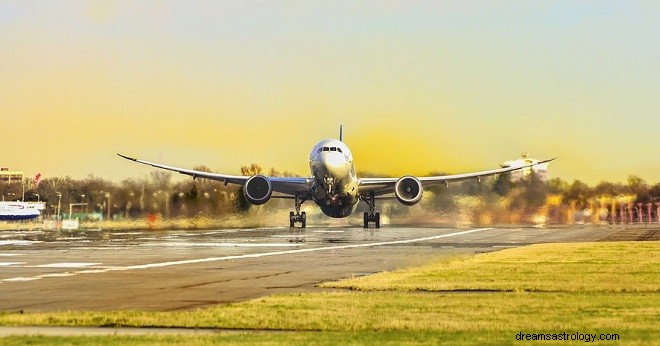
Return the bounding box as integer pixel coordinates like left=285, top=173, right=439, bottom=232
left=361, top=192, right=380, bottom=229
left=289, top=194, right=307, bottom=228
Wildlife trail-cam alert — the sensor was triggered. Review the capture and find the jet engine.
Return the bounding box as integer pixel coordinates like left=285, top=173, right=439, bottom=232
left=394, top=176, right=423, bottom=206
left=243, top=175, right=273, bottom=205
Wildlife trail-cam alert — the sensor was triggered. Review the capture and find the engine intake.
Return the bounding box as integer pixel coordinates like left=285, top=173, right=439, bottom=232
left=394, top=176, right=423, bottom=206
left=243, top=175, right=273, bottom=205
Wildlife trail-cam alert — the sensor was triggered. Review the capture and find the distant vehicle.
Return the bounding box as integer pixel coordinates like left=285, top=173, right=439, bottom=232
left=119, top=127, right=554, bottom=228
left=0, top=201, right=42, bottom=221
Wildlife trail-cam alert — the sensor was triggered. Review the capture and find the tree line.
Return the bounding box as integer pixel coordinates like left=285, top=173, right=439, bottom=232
left=1, top=165, right=658, bottom=224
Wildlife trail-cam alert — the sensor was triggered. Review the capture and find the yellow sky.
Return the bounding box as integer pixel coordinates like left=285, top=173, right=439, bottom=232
left=1, top=1, right=659, bottom=185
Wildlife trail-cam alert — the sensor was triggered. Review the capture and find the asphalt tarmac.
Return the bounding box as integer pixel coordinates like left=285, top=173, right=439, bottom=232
left=0, top=225, right=655, bottom=312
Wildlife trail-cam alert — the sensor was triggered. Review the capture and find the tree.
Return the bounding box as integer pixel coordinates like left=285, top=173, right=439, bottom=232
left=241, top=164, right=262, bottom=176
left=627, top=175, right=650, bottom=202
left=548, top=177, right=569, bottom=195
left=563, top=180, right=592, bottom=208
left=522, top=171, right=548, bottom=210
left=594, top=181, right=624, bottom=196
left=149, top=171, right=172, bottom=190
left=493, top=172, right=513, bottom=196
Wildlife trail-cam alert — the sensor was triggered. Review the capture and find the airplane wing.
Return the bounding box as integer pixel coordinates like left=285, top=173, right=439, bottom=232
left=358, top=158, right=556, bottom=196
left=117, top=154, right=312, bottom=195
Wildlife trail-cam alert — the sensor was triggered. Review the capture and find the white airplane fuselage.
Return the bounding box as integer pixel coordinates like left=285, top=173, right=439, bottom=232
left=309, top=139, right=359, bottom=217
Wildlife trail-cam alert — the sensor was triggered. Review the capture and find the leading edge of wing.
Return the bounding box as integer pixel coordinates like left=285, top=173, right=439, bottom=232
left=419, top=157, right=557, bottom=183
left=358, top=157, right=557, bottom=192
left=117, top=153, right=247, bottom=185
left=116, top=153, right=311, bottom=194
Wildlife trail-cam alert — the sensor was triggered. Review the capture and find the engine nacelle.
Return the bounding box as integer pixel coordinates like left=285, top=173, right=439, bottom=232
left=394, top=176, right=423, bottom=206
left=243, top=175, right=273, bottom=205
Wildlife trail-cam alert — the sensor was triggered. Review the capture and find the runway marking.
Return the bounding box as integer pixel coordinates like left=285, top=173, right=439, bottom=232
left=3, top=277, right=39, bottom=282
left=35, top=263, right=102, bottom=268
left=149, top=242, right=306, bottom=248
left=0, top=254, right=22, bottom=257
left=39, top=273, right=77, bottom=278
left=0, top=228, right=492, bottom=284
left=0, top=240, right=42, bottom=246
left=0, top=262, right=26, bottom=267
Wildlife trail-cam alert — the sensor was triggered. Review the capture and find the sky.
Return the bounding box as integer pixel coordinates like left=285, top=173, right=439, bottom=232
left=1, top=1, right=658, bottom=185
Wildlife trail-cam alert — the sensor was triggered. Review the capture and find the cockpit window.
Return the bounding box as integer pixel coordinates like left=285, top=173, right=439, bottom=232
left=317, top=146, right=344, bottom=154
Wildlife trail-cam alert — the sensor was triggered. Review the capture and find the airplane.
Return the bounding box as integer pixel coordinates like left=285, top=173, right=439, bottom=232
left=118, top=127, right=554, bottom=228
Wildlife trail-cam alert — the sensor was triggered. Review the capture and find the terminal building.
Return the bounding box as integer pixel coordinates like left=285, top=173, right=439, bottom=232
left=0, top=168, right=25, bottom=201
left=0, top=168, right=23, bottom=183
left=500, top=153, right=549, bottom=182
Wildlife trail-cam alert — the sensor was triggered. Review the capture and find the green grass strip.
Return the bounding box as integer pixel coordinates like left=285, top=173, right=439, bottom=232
left=321, top=241, right=659, bottom=292
left=0, top=291, right=656, bottom=332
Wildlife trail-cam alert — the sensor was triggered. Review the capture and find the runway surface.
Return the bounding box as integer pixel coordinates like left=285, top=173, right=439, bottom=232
left=0, top=225, right=652, bottom=312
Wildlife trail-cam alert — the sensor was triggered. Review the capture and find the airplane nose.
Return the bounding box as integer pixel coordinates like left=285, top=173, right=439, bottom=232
left=323, top=153, right=347, bottom=175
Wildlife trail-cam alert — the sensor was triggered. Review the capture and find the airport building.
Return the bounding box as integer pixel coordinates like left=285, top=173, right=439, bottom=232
left=0, top=168, right=23, bottom=183
left=0, top=168, right=26, bottom=201
left=500, top=153, right=549, bottom=182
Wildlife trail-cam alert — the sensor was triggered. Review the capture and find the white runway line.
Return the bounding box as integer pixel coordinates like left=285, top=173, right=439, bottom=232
left=0, top=228, right=492, bottom=284
left=0, top=262, right=26, bottom=267
left=0, top=254, right=22, bottom=257
left=2, top=277, right=39, bottom=282
left=39, top=273, right=77, bottom=278
left=34, top=263, right=102, bottom=268
left=0, top=240, right=42, bottom=246
left=148, top=242, right=306, bottom=248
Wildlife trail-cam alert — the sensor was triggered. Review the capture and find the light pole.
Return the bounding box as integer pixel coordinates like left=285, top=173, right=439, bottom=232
left=56, top=192, right=62, bottom=221
left=105, top=192, right=111, bottom=221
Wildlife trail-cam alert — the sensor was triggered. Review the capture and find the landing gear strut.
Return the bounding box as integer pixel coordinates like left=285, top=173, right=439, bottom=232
left=289, top=194, right=307, bottom=228
left=361, top=192, right=380, bottom=229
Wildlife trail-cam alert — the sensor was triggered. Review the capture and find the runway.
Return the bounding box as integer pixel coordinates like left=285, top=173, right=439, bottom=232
left=0, top=225, right=648, bottom=312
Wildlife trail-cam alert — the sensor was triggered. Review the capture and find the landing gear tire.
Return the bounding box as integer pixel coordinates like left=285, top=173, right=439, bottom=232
left=289, top=194, right=308, bottom=228
left=363, top=211, right=381, bottom=229
left=290, top=211, right=306, bottom=228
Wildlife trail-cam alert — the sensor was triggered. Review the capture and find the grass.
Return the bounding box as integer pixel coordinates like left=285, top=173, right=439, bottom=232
left=320, top=241, right=659, bottom=293
left=0, top=241, right=658, bottom=344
